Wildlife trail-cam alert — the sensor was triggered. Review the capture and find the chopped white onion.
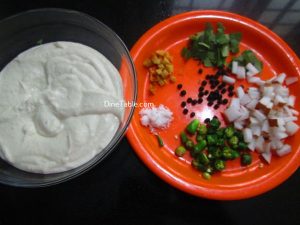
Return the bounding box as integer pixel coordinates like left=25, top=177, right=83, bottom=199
left=223, top=75, right=236, bottom=84
left=232, top=61, right=238, bottom=74
left=243, top=128, right=253, bottom=143
left=285, top=121, right=299, bottom=135
left=234, top=121, right=244, bottom=130
left=240, top=94, right=252, bottom=106
left=285, top=76, right=298, bottom=85
left=262, top=151, right=272, bottom=164
left=276, top=144, right=291, bottom=157
left=246, top=63, right=260, bottom=76
left=224, top=107, right=241, bottom=122
left=236, top=66, right=246, bottom=79
left=252, top=110, right=266, bottom=122
left=246, top=99, right=258, bottom=110
left=255, top=136, right=265, bottom=153
left=287, top=95, right=296, bottom=107
left=248, top=77, right=265, bottom=86
left=275, top=73, right=286, bottom=84
left=236, top=87, right=245, bottom=99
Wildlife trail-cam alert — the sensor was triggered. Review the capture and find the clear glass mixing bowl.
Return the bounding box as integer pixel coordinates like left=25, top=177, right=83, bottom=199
left=0, top=8, right=137, bottom=187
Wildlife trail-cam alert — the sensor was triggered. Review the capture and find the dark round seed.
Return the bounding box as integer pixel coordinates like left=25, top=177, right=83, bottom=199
left=187, top=98, right=192, bottom=103
left=190, top=112, right=195, bottom=118
left=208, top=101, right=214, bottom=107
left=221, top=88, right=226, bottom=94
left=204, top=90, right=209, bottom=95
left=181, top=101, right=186, bottom=108
left=198, top=98, right=203, bottom=104
left=214, top=104, right=220, bottom=110
left=222, top=99, right=228, bottom=104
left=180, top=90, right=187, bottom=97
left=217, top=99, right=222, bottom=104
left=198, top=69, right=203, bottom=74
left=205, top=75, right=210, bottom=80
left=201, top=80, right=207, bottom=86
left=183, top=108, right=188, bottom=114
left=228, top=85, right=234, bottom=91
left=229, top=92, right=234, bottom=97
left=211, top=85, right=216, bottom=89
left=213, top=115, right=218, bottom=119
left=177, top=84, right=183, bottom=90
left=204, top=118, right=210, bottom=123
left=199, top=86, right=204, bottom=92
left=198, top=92, right=204, bottom=97
left=217, top=85, right=223, bottom=90
left=192, top=100, right=197, bottom=105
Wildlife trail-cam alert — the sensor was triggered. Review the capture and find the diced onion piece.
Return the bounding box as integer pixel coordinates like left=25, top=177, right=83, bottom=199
left=276, top=144, right=291, bottom=157
left=232, top=61, right=238, bottom=74
left=285, top=76, right=298, bottom=85
left=251, top=124, right=261, bottom=137
left=274, top=131, right=288, bottom=140
left=223, top=75, right=236, bottom=84
left=291, top=109, right=299, bottom=116
left=240, top=94, right=252, bottom=106
left=275, top=73, right=286, bottom=84
left=253, top=109, right=266, bottom=122
left=262, top=86, right=274, bottom=98
left=271, top=139, right=284, bottom=150
left=248, top=88, right=260, bottom=99
left=245, top=99, right=258, bottom=110
left=234, top=121, right=243, bottom=130
left=255, top=136, right=265, bottom=153
left=236, top=66, right=246, bottom=79
left=250, top=116, right=259, bottom=124
left=243, top=128, right=253, bottom=143
left=274, top=95, right=286, bottom=106
left=275, top=86, right=289, bottom=97
left=262, top=151, right=272, bottom=164
left=262, top=120, right=270, bottom=133
left=229, top=98, right=240, bottom=109
left=236, top=87, right=245, bottom=99
left=287, top=95, right=295, bottom=107
left=248, top=140, right=256, bottom=151
left=248, top=77, right=265, bottom=86
left=285, top=121, right=299, bottom=135
left=224, top=107, right=242, bottom=122
left=283, top=116, right=298, bottom=122
left=246, top=63, right=260, bottom=76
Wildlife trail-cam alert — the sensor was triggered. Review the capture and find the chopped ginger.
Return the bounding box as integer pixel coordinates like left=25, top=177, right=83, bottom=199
left=143, top=50, right=175, bottom=94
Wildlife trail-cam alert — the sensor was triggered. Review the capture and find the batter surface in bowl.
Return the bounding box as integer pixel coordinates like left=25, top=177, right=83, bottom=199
left=0, top=42, right=124, bottom=173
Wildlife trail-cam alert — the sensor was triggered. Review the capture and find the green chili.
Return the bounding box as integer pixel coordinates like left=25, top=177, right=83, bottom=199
left=241, top=153, right=252, bottom=165
left=214, top=159, right=225, bottom=171
left=180, top=132, right=188, bottom=144
left=175, top=146, right=186, bottom=157
left=197, top=124, right=207, bottom=135
left=156, top=135, right=164, bottom=147
left=186, top=119, right=200, bottom=135
left=224, top=126, right=234, bottom=138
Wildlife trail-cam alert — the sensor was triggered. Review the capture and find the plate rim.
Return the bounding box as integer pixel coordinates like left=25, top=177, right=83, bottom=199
left=126, top=10, right=300, bottom=200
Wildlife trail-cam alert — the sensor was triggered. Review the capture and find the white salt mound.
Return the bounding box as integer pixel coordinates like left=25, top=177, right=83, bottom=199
left=139, top=104, right=173, bottom=133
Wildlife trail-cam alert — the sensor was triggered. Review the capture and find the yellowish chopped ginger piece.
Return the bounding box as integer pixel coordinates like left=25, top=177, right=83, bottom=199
left=143, top=50, right=175, bottom=95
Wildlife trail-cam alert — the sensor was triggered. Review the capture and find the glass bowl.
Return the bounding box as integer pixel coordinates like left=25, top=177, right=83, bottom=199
left=0, top=8, right=137, bottom=187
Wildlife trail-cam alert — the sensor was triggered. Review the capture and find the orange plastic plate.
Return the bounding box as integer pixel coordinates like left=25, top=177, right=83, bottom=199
left=126, top=11, right=300, bottom=200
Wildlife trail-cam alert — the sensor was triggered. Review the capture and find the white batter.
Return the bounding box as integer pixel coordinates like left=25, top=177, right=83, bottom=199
left=0, top=42, right=124, bottom=173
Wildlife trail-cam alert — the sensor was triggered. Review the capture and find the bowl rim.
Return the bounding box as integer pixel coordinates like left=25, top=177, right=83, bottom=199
left=127, top=10, right=300, bottom=200
left=0, top=8, right=137, bottom=187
